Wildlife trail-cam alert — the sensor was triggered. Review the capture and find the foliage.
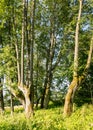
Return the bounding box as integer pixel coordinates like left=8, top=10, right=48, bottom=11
left=0, top=0, right=93, bottom=117
left=0, top=104, right=93, bottom=130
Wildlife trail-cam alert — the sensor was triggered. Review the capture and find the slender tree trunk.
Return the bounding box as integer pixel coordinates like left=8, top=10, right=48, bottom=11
left=12, top=1, right=21, bottom=83
left=12, top=2, right=26, bottom=110
left=63, top=0, right=83, bottom=116
left=21, top=0, right=25, bottom=88
left=25, top=0, right=30, bottom=87
left=10, top=92, right=14, bottom=115
left=36, top=97, right=41, bottom=108
left=0, top=37, right=4, bottom=112
left=40, top=3, right=56, bottom=108
left=41, top=26, right=55, bottom=109
left=15, top=40, right=21, bottom=83
left=29, top=0, right=36, bottom=108
left=44, top=72, right=53, bottom=108
left=91, top=92, right=93, bottom=105
left=40, top=42, right=52, bottom=108
left=90, top=84, right=93, bottom=104
left=43, top=17, right=56, bottom=108
left=40, top=57, right=49, bottom=108
left=41, top=87, right=46, bottom=108
left=21, top=0, right=34, bottom=118
left=35, top=48, right=39, bottom=107
left=63, top=36, right=93, bottom=116
left=0, top=78, right=4, bottom=112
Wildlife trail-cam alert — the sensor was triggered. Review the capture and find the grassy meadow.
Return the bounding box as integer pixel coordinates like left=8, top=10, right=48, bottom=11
left=0, top=104, right=93, bottom=130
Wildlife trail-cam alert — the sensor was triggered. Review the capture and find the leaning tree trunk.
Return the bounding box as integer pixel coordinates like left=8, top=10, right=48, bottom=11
left=64, top=36, right=93, bottom=116
left=63, top=77, right=78, bottom=116
left=63, top=0, right=83, bottom=116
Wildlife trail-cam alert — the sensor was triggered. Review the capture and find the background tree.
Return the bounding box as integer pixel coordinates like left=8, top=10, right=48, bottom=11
left=0, top=78, right=4, bottom=112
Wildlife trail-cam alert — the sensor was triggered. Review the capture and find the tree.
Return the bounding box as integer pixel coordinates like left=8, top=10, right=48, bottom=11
left=40, top=0, right=70, bottom=108
left=0, top=0, right=36, bottom=118
left=17, top=0, right=36, bottom=118
left=63, top=0, right=93, bottom=116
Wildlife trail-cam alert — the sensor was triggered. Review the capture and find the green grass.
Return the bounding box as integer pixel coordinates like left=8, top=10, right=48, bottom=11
left=0, top=104, right=93, bottom=130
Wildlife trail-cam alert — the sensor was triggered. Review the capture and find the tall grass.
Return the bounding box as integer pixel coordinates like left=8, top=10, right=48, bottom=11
left=0, top=104, right=93, bottom=130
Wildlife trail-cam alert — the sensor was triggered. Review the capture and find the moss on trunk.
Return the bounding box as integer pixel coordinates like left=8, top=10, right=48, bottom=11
left=63, top=77, right=78, bottom=116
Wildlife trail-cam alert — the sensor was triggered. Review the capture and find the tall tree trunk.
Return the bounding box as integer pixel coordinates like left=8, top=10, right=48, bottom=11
left=63, top=0, right=83, bottom=116
left=43, top=29, right=55, bottom=108
left=10, top=92, right=14, bottom=115
left=40, top=53, right=49, bottom=108
left=0, top=78, right=4, bottom=112
left=35, top=48, right=39, bottom=108
left=12, top=1, right=21, bottom=83
left=21, top=0, right=25, bottom=88
left=63, top=36, right=93, bottom=116
left=41, top=14, right=56, bottom=108
left=44, top=72, right=53, bottom=108
left=21, top=0, right=34, bottom=118
left=90, top=83, right=93, bottom=104
left=20, top=0, right=36, bottom=118
left=12, top=2, right=26, bottom=110
left=29, top=0, right=36, bottom=108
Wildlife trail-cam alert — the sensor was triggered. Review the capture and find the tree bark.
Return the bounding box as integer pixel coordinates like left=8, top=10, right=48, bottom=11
left=40, top=3, right=56, bottom=108
left=41, top=29, right=55, bottom=108
left=29, top=0, right=36, bottom=108
left=63, top=0, right=83, bottom=116
left=21, top=0, right=25, bottom=88
left=64, top=36, right=93, bottom=116
left=40, top=57, right=49, bottom=108
left=23, top=87, right=34, bottom=118
left=0, top=78, right=4, bottom=112
left=44, top=71, right=53, bottom=108
left=10, top=92, right=14, bottom=115
left=63, top=77, right=78, bottom=116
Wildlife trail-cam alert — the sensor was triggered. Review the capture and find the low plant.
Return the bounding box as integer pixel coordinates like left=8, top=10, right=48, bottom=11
left=0, top=104, right=93, bottom=130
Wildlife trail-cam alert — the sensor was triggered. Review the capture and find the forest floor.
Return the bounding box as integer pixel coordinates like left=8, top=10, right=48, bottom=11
left=0, top=103, right=93, bottom=130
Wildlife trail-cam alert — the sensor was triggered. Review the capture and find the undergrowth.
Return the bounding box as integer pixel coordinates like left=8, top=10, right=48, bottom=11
left=0, top=104, right=93, bottom=130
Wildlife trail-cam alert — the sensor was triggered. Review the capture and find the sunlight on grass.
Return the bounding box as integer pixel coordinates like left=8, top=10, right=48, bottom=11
left=0, top=104, right=93, bottom=130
